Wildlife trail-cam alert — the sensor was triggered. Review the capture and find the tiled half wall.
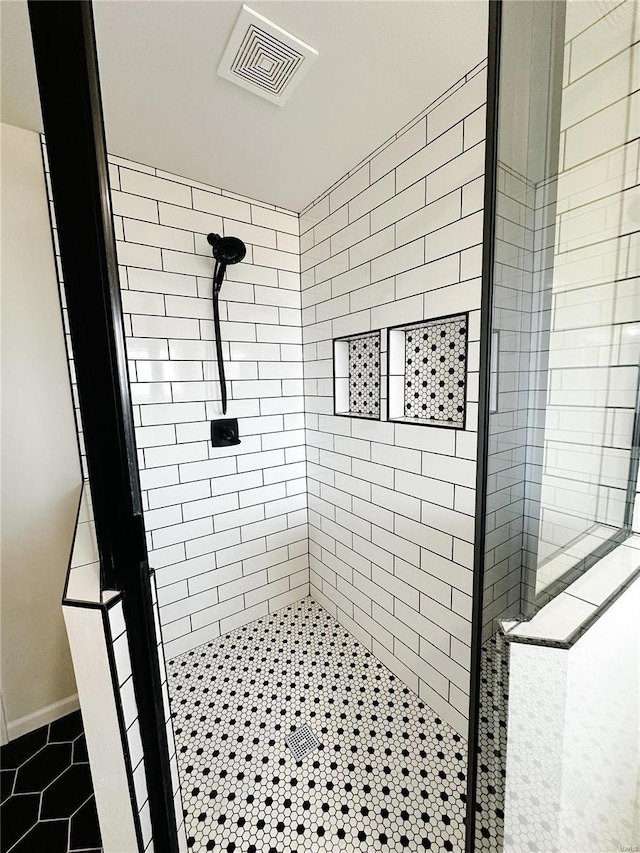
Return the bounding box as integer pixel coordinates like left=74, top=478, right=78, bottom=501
left=300, top=61, right=487, bottom=734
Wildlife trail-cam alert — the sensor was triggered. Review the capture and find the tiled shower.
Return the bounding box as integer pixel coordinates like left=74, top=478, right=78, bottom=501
left=117, top=58, right=479, bottom=853
left=5, top=2, right=639, bottom=853
left=48, top=51, right=487, bottom=853
left=107, top=60, right=487, bottom=741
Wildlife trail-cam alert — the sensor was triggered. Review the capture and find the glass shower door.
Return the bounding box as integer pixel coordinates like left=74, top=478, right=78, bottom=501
left=470, top=1, right=640, bottom=850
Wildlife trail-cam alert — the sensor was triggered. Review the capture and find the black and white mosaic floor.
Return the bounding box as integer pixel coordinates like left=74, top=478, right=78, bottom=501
left=473, top=634, right=508, bottom=852
left=167, top=596, right=467, bottom=853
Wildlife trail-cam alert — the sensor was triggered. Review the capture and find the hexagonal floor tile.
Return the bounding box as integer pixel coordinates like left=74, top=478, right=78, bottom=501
left=0, top=792, right=40, bottom=850
left=69, top=796, right=101, bottom=851
left=168, top=597, right=468, bottom=853
left=14, top=742, right=72, bottom=794
left=0, top=728, right=47, bottom=771
left=71, top=735, right=88, bottom=765
left=49, top=711, right=83, bottom=744
left=40, top=764, right=93, bottom=820
left=10, top=818, right=70, bottom=852
left=1, top=769, right=16, bottom=805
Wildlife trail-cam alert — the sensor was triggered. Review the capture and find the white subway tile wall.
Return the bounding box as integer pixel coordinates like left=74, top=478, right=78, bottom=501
left=110, top=156, right=310, bottom=660
left=149, top=571, right=188, bottom=852
left=300, top=61, right=487, bottom=736
left=42, top=141, right=89, bottom=480
left=107, top=598, right=153, bottom=852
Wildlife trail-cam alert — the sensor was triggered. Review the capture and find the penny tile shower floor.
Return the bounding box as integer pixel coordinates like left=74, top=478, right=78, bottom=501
left=167, top=597, right=467, bottom=853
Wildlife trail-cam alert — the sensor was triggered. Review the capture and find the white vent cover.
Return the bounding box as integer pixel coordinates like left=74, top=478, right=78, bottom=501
left=218, top=5, right=318, bottom=106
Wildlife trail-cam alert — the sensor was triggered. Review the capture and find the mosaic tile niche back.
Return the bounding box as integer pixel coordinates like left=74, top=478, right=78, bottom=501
left=403, top=316, right=467, bottom=426
left=167, top=597, right=467, bottom=853
left=348, top=333, right=381, bottom=418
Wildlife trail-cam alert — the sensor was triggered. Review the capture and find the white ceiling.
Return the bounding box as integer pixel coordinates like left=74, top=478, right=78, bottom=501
left=1, top=1, right=487, bottom=212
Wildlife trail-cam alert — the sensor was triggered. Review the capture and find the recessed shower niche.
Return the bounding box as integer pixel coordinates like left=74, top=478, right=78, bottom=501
left=388, top=312, right=468, bottom=428
left=333, top=330, right=382, bottom=419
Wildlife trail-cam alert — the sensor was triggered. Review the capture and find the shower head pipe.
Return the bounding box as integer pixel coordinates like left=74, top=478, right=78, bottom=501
left=207, top=233, right=247, bottom=414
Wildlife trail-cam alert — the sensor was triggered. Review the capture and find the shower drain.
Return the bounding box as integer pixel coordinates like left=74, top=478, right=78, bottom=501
left=285, top=724, right=320, bottom=761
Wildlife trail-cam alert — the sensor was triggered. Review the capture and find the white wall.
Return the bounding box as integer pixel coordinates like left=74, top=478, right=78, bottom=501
left=105, top=156, right=310, bottom=660
left=300, top=62, right=487, bottom=736
left=0, top=122, right=82, bottom=739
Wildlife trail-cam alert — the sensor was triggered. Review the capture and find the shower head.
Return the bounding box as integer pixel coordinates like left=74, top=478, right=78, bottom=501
left=207, top=233, right=247, bottom=266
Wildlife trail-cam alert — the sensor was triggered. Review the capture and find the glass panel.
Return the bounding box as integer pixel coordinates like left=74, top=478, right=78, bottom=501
left=475, top=1, right=640, bottom=850
left=485, top=0, right=639, bottom=629
left=532, top=0, right=640, bottom=599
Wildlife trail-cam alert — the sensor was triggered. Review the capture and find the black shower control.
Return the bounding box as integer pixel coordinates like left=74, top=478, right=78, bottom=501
left=211, top=418, right=241, bottom=447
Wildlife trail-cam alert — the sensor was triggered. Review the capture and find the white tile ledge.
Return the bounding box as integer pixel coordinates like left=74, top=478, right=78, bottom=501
left=503, top=535, right=640, bottom=646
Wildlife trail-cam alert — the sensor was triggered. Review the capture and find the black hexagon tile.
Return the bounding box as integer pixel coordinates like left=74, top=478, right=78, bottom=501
left=0, top=793, right=41, bottom=851
left=48, top=711, right=83, bottom=744
left=13, top=743, right=72, bottom=795
left=167, top=596, right=467, bottom=853
left=1, top=729, right=47, bottom=771
left=1, top=770, right=16, bottom=805
left=10, top=819, right=70, bottom=853
left=41, top=764, right=93, bottom=820
left=70, top=797, right=101, bottom=851
left=0, top=711, right=102, bottom=853
left=72, top=735, right=88, bottom=765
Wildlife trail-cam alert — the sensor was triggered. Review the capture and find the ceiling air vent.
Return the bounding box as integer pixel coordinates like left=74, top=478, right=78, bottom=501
left=218, top=5, right=318, bottom=106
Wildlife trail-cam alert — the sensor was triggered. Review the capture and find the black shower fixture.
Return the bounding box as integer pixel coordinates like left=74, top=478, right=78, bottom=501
left=207, top=232, right=247, bottom=415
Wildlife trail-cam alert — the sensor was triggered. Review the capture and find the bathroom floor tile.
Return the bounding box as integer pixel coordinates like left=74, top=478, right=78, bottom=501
left=168, top=596, right=468, bottom=853
left=1, top=769, right=16, bottom=805
left=48, top=711, right=83, bottom=744
left=72, top=735, right=88, bottom=765
left=13, top=742, right=72, bottom=794
left=69, top=797, right=102, bottom=851
left=0, top=713, right=102, bottom=853
left=0, top=794, right=41, bottom=851
left=41, top=765, right=93, bottom=820
left=10, top=818, right=70, bottom=853
left=1, top=729, right=48, bottom=771
left=474, top=633, right=508, bottom=851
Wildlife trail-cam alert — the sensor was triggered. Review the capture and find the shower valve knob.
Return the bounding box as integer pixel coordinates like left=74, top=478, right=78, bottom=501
left=211, top=418, right=241, bottom=448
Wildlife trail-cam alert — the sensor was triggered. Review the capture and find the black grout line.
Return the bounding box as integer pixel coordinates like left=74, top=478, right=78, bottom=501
left=302, top=145, right=486, bottom=257
left=306, top=514, right=473, bottom=588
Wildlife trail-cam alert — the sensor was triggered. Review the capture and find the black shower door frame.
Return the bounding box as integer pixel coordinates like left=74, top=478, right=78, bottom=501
left=28, top=3, right=179, bottom=852
left=465, top=1, right=501, bottom=850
